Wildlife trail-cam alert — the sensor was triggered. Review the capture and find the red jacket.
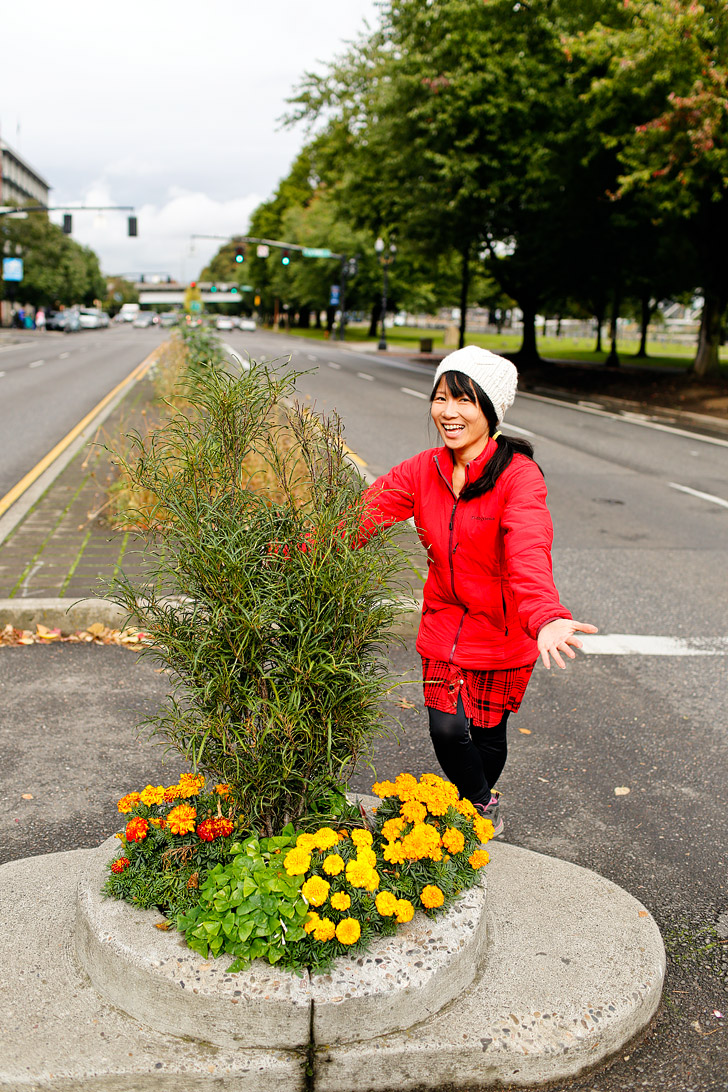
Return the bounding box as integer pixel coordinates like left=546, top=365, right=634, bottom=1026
left=360, top=439, right=571, bottom=668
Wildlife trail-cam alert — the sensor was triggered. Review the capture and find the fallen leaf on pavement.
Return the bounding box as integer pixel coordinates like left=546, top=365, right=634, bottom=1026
left=614, top=786, right=631, bottom=796
left=517, top=727, right=532, bottom=735
left=86, top=622, right=107, bottom=637
left=154, top=921, right=173, bottom=930
left=638, top=910, right=649, bottom=917
left=21, top=793, right=33, bottom=800
left=395, top=698, right=418, bottom=709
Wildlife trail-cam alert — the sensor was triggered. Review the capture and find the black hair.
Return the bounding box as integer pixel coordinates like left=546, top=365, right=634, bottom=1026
left=430, top=369, right=540, bottom=499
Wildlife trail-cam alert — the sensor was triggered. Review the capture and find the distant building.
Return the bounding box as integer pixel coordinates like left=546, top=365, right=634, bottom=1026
left=0, top=139, right=50, bottom=207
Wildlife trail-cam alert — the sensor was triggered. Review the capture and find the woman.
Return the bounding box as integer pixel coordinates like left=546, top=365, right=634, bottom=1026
left=359, top=345, right=597, bottom=834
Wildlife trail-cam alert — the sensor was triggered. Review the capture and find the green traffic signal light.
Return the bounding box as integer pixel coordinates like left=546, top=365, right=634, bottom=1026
left=281, top=250, right=290, bottom=265
left=235, top=246, right=244, bottom=263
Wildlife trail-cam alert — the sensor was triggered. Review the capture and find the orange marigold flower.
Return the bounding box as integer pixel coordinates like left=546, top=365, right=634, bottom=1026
left=111, top=856, right=131, bottom=874
left=335, top=917, right=361, bottom=945
left=473, top=815, right=495, bottom=844
left=375, top=891, right=398, bottom=916
left=312, top=917, right=336, bottom=942
left=117, top=792, right=141, bottom=814
left=395, top=898, right=415, bottom=924
left=442, top=827, right=465, bottom=854
left=400, top=799, right=427, bottom=823
left=420, top=884, right=445, bottom=909
left=381, top=816, right=405, bottom=842
left=456, top=798, right=477, bottom=818
left=215, top=783, right=231, bottom=796
left=345, top=859, right=377, bottom=889
left=323, top=853, right=345, bottom=876
left=304, top=912, right=320, bottom=934
left=283, top=846, right=312, bottom=876
left=302, top=876, right=330, bottom=907
left=312, top=827, right=340, bottom=851
left=350, top=828, right=373, bottom=849
left=196, top=816, right=233, bottom=842
left=213, top=816, right=234, bottom=838
left=371, top=779, right=398, bottom=799
left=163, top=785, right=181, bottom=803
left=383, top=841, right=406, bottom=865
left=355, top=846, right=377, bottom=869
left=394, top=772, right=419, bottom=800
left=125, top=817, right=149, bottom=843
left=468, top=849, right=490, bottom=869
left=330, top=891, right=351, bottom=911
left=140, top=784, right=165, bottom=807
left=167, top=804, right=197, bottom=835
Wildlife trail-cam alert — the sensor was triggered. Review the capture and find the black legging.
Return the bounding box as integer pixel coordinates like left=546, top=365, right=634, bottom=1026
left=427, top=695, right=510, bottom=809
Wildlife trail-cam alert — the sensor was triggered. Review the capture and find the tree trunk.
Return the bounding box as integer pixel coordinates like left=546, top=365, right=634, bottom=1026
left=635, top=294, right=651, bottom=358
left=297, top=307, right=311, bottom=329
left=458, top=244, right=470, bottom=349
left=692, top=292, right=724, bottom=377
left=368, top=300, right=380, bottom=338
left=593, top=304, right=605, bottom=353
left=605, top=287, right=620, bottom=368
left=516, top=302, right=540, bottom=365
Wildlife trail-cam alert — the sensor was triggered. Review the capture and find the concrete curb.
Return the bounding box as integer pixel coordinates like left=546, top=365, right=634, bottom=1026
left=0, top=838, right=664, bottom=1090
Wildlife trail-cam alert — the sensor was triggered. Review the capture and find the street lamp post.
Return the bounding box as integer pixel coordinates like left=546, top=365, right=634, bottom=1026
left=375, top=237, right=396, bottom=351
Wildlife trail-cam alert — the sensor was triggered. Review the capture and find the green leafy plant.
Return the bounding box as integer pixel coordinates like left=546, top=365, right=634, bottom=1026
left=105, top=357, right=404, bottom=835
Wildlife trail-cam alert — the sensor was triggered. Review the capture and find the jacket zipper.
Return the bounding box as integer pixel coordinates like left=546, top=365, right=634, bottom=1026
left=501, top=588, right=509, bottom=637
left=435, top=454, right=470, bottom=661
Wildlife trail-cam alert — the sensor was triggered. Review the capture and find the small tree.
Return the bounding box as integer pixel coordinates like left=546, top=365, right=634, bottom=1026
left=107, top=360, right=403, bottom=835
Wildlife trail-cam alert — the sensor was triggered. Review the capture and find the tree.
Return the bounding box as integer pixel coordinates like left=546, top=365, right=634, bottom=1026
left=0, top=210, right=105, bottom=311
left=568, top=0, right=728, bottom=375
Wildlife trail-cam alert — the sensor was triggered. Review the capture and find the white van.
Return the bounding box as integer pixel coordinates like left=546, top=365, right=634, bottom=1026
left=118, top=303, right=140, bottom=323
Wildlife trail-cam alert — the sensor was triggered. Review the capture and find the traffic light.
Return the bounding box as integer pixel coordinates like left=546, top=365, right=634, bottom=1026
left=62, top=214, right=72, bottom=234
left=235, top=246, right=244, bottom=264
left=128, top=216, right=137, bottom=237
left=281, top=250, right=290, bottom=265
left=210, top=285, right=217, bottom=293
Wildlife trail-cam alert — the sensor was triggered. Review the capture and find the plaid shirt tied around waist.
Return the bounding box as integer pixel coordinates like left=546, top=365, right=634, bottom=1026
left=422, top=658, right=535, bottom=729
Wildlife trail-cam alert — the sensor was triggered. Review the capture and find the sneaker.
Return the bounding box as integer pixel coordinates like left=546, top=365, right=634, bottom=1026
left=475, top=791, right=504, bottom=839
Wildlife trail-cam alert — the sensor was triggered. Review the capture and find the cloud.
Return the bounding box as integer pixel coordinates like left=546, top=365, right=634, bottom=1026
left=51, top=181, right=263, bottom=281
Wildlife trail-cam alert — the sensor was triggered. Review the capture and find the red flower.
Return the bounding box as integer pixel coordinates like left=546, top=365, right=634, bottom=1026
left=196, top=816, right=234, bottom=842
left=111, top=856, right=131, bottom=874
left=125, top=817, right=149, bottom=843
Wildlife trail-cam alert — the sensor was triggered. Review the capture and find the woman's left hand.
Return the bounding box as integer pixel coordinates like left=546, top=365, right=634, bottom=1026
left=537, top=619, right=598, bottom=670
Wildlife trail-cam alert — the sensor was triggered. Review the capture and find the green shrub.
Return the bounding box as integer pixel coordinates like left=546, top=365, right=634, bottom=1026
left=106, top=359, right=404, bottom=835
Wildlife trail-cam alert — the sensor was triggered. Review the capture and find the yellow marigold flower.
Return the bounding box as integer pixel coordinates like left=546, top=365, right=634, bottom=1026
left=163, top=785, right=181, bottom=803
left=456, top=798, right=477, bottom=818
left=372, top=779, right=399, bottom=799
left=400, top=799, right=427, bottom=823
left=304, top=912, right=320, bottom=934
left=473, top=816, right=495, bottom=844
left=335, top=917, right=361, bottom=945
left=166, top=804, right=197, bottom=835
left=296, top=833, right=317, bottom=852
left=394, top=773, right=419, bottom=800
left=313, top=917, right=336, bottom=942
left=215, top=783, right=231, bottom=796
left=420, top=884, right=445, bottom=909
left=468, top=849, right=490, bottom=869
left=375, top=891, right=399, bottom=917
left=176, top=780, right=201, bottom=799
left=350, top=828, right=373, bottom=848
left=345, top=859, right=377, bottom=890
left=337, top=829, right=350, bottom=839
left=381, top=817, right=405, bottom=842
left=330, top=892, right=351, bottom=911
left=429, top=847, right=443, bottom=863
left=355, top=846, right=377, bottom=869
left=148, top=817, right=164, bottom=828
left=179, top=772, right=205, bottom=788
left=302, top=875, right=331, bottom=907
left=395, top=898, right=415, bottom=924
left=117, top=792, right=141, bottom=814
left=322, top=853, right=345, bottom=876
left=139, top=784, right=165, bottom=807
left=312, top=827, right=340, bottom=851
left=383, top=841, right=406, bottom=865
left=283, top=846, right=312, bottom=877
left=442, top=827, right=465, bottom=854
left=400, top=822, right=441, bottom=862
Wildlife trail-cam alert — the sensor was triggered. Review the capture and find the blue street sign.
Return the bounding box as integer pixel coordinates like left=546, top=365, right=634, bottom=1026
left=329, top=285, right=340, bottom=306
left=2, top=257, right=23, bottom=282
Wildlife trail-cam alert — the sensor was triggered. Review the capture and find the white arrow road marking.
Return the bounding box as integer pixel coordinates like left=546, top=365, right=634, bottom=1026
left=401, top=387, right=428, bottom=399
left=581, top=634, right=728, bottom=656
left=669, top=482, right=728, bottom=509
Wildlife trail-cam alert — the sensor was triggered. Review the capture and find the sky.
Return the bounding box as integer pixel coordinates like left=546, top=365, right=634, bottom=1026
left=1, top=0, right=380, bottom=281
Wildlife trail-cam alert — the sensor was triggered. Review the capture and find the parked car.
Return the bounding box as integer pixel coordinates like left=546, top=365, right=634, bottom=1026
left=159, top=312, right=180, bottom=327
left=47, top=308, right=81, bottom=332
left=215, top=316, right=234, bottom=331
left=132, top=312, right=157, bottom=328
left=79, top=307, right=110, bottom=329
left=118, top=303, right=140, bottom=323
left=238, top=318, right=257, bottom=332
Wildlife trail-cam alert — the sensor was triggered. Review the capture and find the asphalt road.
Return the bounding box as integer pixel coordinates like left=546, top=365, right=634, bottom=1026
left=0, top=325, right=164, bottom=499
left=1, top=326, right=726, bottom=1089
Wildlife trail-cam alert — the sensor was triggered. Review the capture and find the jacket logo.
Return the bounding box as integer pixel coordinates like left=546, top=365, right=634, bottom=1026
left=471, top=515, right=494, bottom=521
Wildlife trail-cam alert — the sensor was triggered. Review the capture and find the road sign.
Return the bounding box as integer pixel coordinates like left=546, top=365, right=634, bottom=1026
left=190, top=300, right=202, bottom=313
left=2, top=257, right=23, bottom=282
left=256, top=245, right=270, bottom=258
left=304, top=247, right=333, bottom=259
left=329, top=285, right=340, bottom=306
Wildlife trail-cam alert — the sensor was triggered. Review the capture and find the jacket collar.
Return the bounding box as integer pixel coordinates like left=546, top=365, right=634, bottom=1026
left=433, top=437, right=498, bottom=489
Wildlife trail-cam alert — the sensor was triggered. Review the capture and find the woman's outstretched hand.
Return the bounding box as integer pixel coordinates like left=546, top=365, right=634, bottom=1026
left=537, top=619, right=599, bottom=670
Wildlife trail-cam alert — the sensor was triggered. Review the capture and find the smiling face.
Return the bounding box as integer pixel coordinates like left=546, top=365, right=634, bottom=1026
left=430, top=375, right=491, bottom=463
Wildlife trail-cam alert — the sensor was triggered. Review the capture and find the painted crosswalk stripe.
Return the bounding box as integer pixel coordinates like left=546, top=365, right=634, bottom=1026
left=669, top=482, right=728, bottom=510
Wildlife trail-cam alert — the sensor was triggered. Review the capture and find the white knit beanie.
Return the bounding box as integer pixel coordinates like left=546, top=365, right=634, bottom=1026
left=432, top=345, right=518, bottom=425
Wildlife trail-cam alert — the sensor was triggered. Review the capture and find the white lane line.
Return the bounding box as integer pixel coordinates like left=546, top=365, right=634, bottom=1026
left=582, top=634, right=728, bottom=656
left=0, top=371, right=5, bottom=378
left=521, top=391, right=728, bottom=448
left=307, top=354, right=318, bottom=362
left=0, top=340, right=38, bottom=354
left=357, top=371, right=375, bottom=381
left=401, top=386, right=428, bottom=399
left=28, top=359, right=45, bottom=368
left=504, top=423, right=536, bottom=438
left=59, top=352, right=70, bottom=359
left=328, top=361, right=341, bottom=370
left=669, top=482, right=728, bottom=509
